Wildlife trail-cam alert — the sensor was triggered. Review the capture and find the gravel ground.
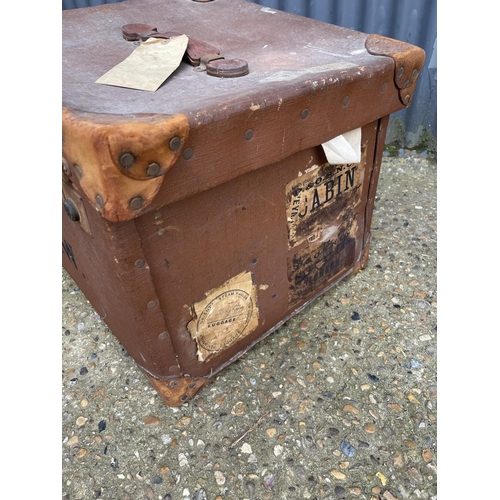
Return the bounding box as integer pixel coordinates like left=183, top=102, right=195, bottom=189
left=62, top=150, right=437, bottom=500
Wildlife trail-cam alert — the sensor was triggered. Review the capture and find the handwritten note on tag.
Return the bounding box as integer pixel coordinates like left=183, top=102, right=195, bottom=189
left=96, top=34, right=189, bottom=92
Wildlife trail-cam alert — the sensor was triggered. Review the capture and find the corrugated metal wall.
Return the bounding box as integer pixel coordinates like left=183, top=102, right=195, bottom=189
left=62, top=0, right=437, bottom=150
left=63, top=0, right=118, bottom=8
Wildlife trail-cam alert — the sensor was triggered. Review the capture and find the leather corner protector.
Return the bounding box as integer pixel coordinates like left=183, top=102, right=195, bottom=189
left=143, top=372, right=208, bottom=406
left=365, top=34, right=426, bottom=107
left=62, top=107, right=190, bottom=222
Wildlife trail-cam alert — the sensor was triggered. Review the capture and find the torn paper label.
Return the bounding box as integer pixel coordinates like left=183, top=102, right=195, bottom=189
left=187, top=271, right=259, bottom=362
left=321, top=127, right=361, bottom=165
left=287, top=219, right=358, bottom=308
left=285, top=162, right=362, bottom=248
left=96, top=35, right=189, bottom=92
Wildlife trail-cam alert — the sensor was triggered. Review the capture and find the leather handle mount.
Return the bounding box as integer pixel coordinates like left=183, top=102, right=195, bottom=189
left=121, top=24, right=249, bottom=78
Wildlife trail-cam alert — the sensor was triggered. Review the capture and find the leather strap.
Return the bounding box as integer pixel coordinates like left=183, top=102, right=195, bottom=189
left=121, top=23, right=248, bottom=77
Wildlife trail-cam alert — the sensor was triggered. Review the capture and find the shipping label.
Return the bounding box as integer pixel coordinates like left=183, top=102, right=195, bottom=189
left=285, top=162, right=362, bottom=249
left=187, top=271, right=259, bottom=362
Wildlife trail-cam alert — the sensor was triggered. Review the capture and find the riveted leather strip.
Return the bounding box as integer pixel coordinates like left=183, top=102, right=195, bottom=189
left=366, top=34, right=425, bottom=106
left=62, top=107, right=189, bottom=222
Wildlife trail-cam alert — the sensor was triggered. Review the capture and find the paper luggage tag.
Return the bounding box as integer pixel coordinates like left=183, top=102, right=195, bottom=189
left=96, top=34, right=189, bottom=92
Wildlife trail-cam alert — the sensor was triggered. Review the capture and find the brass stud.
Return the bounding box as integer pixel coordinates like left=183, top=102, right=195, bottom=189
left=381, top=83, right=388, bottom=93
left=134, top=259, right=145, bottom=268
left=120, top=152, right=135, bottom=169
left=169, top=379, right=179, bottom=388
left=183, top=148, right=194, bottom=160
left=129, top=196, right=144, bottom=210
left=169, top=136, right=182, bottom=151
left=146, top=162, right=161, bottom=177
left=74, top=164, right=82, bottom=179
left=245, top=129, right=254, bottom=140
left=158, top=332, right=167, bottom=340
left=411, top=68, right=419, bottom=80
left=403, top=94, right=411, bottom=105
left=343, top=96, right=350, bottom=107
left=301, top=109, right=309, bottom=119
left=188, top=382, right=197, bottom=389
left=147, top=300, right=157, bottom=309
left=95, top=194, right=104, bottom=209
left=397, top=66, right=405, bottom=79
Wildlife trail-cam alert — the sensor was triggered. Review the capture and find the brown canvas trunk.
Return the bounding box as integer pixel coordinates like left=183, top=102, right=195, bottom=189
left=62, top=0, right=425, bottom=406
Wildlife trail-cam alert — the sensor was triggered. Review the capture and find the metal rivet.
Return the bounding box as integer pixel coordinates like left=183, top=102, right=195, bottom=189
left=120, top=152, right=135, bottom=169
left=74, top=164, right=82, bottom=179
left=188, top=382, right=196, bottom=389
left=245, top=129, right=254, bottom=140
left=158, top=332, right=167, bottom=340
left=301, top=109, right=309, bottom=119
left=146, top=162, right=161, bottom=177
left=381, top=83, right=388, bottom=93
left=95, top=194, right=104, bottom=209
left=169, top=136, right=182, bottom=151
left=62, top=158, right=72, bottom=177
left=147, top=300, right=157, bottom=309
left=183, top=148, right=194, bottom=160
left=343, top=96, right=349, bottom=107
left=129, top=196, right=144, bottom=211
left=63, top=199, right=80, bottom=222
left=411, top=68, right=419, bottom=80
left=397, top=66, right=405, bottom=79
left=181, top=394, right=189, bottom=401
left=134, top=259, right=145, bottom=268
left=403, top=94, right=411, bottom=105
left=169, top=380, right=179, bottom=388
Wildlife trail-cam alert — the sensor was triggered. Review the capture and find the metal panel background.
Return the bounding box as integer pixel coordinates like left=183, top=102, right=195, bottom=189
left=62, top=0, right=437, bottom=150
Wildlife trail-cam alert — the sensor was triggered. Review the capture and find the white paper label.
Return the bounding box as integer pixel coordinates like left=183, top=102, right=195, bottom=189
left=321, top=128, right=362, bottom=165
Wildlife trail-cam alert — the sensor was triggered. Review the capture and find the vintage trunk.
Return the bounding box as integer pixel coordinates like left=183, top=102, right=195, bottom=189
left=62, top=0, right=425, bottom=406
